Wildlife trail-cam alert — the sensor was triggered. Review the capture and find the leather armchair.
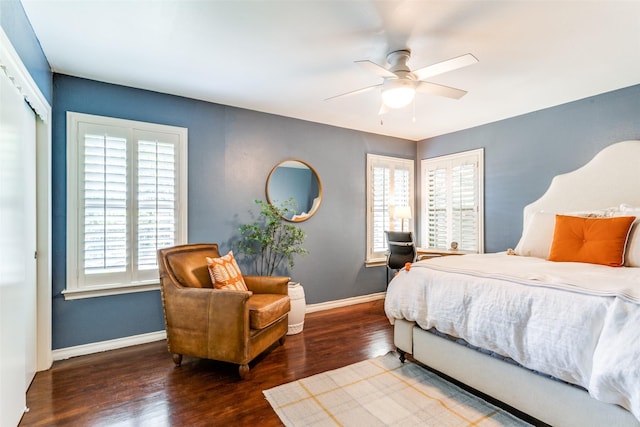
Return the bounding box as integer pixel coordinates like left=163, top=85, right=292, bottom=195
left=157, top=243, right=290, bottom=378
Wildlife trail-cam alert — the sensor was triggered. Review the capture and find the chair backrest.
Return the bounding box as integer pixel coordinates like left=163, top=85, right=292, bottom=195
left=385, top=231, right=416, bottom=269
left=158, top=243, right=221, bottom=288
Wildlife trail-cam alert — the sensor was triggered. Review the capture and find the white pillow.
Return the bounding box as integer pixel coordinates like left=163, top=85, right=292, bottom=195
left=619, top=204, right=640, bottom=214
left=619, top=205, right=640, bottom=267
left=565, top=206, right=618, bottom=218
left=515, top=211, right=556, bottom=259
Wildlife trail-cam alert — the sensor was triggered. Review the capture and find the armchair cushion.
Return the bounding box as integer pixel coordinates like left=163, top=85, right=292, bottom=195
left=248, top=294, right=291, bottom=330
left=206, top=251, right=248, bottom=291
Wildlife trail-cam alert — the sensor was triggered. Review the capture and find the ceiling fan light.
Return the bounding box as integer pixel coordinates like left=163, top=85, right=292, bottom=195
left=381, top=81, right=415, bottom=109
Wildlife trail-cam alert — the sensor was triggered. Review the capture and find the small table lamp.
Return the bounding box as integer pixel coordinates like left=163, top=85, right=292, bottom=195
left=393, top=206, right=412, bottom=232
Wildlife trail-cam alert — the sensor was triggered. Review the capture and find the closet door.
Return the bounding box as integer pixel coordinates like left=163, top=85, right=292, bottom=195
left=0, top=63, right=37, bottom=426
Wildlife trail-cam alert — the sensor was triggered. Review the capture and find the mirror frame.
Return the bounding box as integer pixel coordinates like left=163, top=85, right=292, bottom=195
left=265, top=158, right=322, bottom=222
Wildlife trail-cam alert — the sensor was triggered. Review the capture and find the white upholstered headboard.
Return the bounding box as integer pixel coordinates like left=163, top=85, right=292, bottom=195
left=523, top=140, right=640, bottom=229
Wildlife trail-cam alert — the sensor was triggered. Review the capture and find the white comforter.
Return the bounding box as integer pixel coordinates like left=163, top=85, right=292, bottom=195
left=384, top=253, right=640, bottom=421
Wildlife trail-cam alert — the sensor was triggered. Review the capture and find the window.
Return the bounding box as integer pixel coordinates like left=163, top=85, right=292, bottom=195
left=65, top=112, right=187, bottom=299
left=366, top=154, right=414, bottom=265
left=421, top=148, right=484, bottom=253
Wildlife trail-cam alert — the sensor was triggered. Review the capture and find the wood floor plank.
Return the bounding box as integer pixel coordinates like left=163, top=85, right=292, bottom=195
left=20, top=300, right=393, bottom=426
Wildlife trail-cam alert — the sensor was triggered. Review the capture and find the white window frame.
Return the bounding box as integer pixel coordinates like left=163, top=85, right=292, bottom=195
left=65, top=112, right=188, bottom=299
left=366, top=154, right=415, bottom=266
left=420, top=148, right=484, bottom=253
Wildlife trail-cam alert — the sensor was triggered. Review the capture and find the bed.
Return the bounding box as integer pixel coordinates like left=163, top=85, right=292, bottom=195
left=385, top=140, right=640, bottom=427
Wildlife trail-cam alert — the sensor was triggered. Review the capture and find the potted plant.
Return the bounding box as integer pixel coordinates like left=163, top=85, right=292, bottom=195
left=236, top=198, right=308, bottom=276
left=236, top=199, right=309, bottom=335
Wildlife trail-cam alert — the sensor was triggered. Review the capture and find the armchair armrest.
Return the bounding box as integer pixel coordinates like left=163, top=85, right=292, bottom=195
left=161, top=282, right=254, bottom=362
left=162, top=284, right=252, bottom=331
left=244, top=275, right=290, bottom=295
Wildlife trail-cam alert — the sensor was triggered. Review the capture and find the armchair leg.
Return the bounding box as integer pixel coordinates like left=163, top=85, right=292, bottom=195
left=172, top=353, right=183, bottom=367
left=238, top=364, right=250, bottom=379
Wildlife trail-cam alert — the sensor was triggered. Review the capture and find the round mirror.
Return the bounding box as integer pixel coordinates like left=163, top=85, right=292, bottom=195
left=266, top=159, right=322, bottom=222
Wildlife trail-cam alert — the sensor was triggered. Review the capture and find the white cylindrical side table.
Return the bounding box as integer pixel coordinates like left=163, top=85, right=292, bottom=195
left=287, top=282, right=306, bottom=335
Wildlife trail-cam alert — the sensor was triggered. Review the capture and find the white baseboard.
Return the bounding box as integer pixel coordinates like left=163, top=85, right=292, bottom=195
left=305, top=292, right=386, bottom=314
left=51, top=292, right=387, bottom=360
left=52, top=330, right=166, bottom=361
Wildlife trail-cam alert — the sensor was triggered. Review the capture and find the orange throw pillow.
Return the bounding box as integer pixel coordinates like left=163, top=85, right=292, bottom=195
left=206, top=251, right=248, bottom=291
left=548, top=215, right=635, bottom=267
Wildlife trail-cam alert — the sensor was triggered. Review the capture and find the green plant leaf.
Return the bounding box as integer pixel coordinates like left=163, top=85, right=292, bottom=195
left=236, top=198, right=308, bottom=276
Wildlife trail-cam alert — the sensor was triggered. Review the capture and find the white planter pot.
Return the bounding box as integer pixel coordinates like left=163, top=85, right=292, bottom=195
left=287, top=282, right=306, bottom=335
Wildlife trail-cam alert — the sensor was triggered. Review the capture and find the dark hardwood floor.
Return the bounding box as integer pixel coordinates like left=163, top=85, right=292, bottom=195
left=20, top=300, right=394, bottom=426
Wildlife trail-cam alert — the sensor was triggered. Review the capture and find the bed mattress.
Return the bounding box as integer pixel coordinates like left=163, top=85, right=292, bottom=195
left=384, top=253, right=640, bottom=421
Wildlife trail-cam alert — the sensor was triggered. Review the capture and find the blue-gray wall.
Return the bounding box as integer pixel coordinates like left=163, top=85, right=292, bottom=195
left=418, top=84, right=640, bottom=253
left=0, top=0, right=52, bottom=103
left=52, top=74, right=414, bottom=349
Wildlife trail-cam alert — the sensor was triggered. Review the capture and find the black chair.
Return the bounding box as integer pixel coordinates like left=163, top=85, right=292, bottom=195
left=385, top=231, right=416, bottom=284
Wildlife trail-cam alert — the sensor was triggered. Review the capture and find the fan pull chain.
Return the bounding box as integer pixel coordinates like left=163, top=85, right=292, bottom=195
left=412, top=99, right=416, bottom=123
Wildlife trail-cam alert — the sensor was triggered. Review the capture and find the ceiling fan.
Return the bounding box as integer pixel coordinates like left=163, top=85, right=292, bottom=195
left=327, top=50, right=478, bottom=114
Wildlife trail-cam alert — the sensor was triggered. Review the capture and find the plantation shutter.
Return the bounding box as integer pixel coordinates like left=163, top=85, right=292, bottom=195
left=422, top=149, right=483, bottom=252
left=371, top=165, right=390, bottom=253
left=81, top=124, right=129, bottom=283
left=426, top=167, right=448, bottom=249
left=73, top=119, right=185, bottom=291
left=393, top=166, right=411, bottom=230
left=452, top=161, right=477, bottom=250
left=366, top=154, right=414, bottom=263
left=136, top=133, right=178, bottom=274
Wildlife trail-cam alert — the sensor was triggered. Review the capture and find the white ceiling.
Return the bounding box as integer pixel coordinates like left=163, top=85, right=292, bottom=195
left=21, top=0, right=640, bottom=141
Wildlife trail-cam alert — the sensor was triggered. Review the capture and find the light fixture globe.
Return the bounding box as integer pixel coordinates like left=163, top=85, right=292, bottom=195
left=381, top=78, right=416, bottom=109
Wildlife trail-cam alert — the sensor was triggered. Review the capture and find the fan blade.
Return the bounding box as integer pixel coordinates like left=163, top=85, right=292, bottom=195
left=378, top=103, right=390, bottom=115
left=355, top=60, right=397, bottom=78
left=412, top=53, right=478, bottom=81
left=325, top=84, right=381, bottom=101
left=416, top=81, right=468, bottom=100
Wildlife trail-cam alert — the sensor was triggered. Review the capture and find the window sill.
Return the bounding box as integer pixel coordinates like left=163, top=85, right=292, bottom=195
left=365, top=258, right=386, bottom=268
left=62, top=282, right=160, bottom=300
left=417, top=247, right=477, bottom=256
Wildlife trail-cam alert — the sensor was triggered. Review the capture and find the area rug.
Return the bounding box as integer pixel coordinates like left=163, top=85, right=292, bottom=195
left=263, top=352, right=532, bottom=426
